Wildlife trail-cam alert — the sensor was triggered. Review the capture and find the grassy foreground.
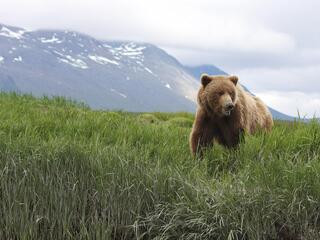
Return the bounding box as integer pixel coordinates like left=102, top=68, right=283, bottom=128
left=0, top=93, right=320, bottom=239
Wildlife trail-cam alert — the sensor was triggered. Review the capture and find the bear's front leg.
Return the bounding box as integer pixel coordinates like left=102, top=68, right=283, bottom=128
left=220, top=127, right=245, bottom=148
left=189, top=129, right=214, bottom=156
left=189, top=109, right=215, bottom=156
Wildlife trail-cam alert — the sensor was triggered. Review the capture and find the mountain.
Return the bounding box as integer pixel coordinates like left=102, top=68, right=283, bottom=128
left=0, top=23, right=198, bottom=112
left=0, top=23, right=294, bottom=120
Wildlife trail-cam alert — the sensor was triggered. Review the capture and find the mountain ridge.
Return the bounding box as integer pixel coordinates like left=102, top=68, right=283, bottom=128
left=0, top=23, right=294, bottom=120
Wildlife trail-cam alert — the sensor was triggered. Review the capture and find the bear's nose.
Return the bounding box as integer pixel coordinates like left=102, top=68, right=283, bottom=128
left=225, top=103, right=234, bottom=111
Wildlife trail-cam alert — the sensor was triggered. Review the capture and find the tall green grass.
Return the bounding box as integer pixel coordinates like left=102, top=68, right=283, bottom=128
left=0, top=92, right=319, bottom=239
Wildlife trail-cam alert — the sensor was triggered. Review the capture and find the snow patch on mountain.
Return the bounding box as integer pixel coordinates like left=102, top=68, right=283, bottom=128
left=165, top=83, right=172, bottom=90
left=144, top=67, right=158, bottom=77
left=0, top=56, right=4, bottom=64
left=58, top=58, right=88, bottom=69
left=0, top=26, right=25, bottom=39
left=110, top=88, right=127, bottom=98
left=39, top=35, right=62, bottom=44
left=144, top=67, right=153, bottom=74
left=13, top=56, right=22, bottom=62
left=121, top=51, right=142, bottom=56
left=53, top=51, right=88, bottom=69
left=88, top=55, right=119, bottom=65
left=103, top=44, right=112, bottom=48
left=108, top=43, right=146, bottom=62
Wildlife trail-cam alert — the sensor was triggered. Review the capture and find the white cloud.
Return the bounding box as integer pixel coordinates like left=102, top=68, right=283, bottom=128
left=256, top=91, right=320, bottom=118
left=236, top=64, right=320, bottom=93
left=0, top=0, right=295, bottom=55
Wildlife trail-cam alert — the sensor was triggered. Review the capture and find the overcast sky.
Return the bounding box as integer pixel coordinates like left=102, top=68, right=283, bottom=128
left=1, top=0, right=319, bottom=117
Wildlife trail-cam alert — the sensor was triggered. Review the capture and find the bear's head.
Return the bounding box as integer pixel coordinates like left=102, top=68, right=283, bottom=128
left=198, top=74, right=239, bottom=117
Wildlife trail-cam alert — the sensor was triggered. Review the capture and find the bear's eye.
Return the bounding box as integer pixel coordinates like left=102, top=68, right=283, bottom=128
left=218, top=91, right=224, bottom=96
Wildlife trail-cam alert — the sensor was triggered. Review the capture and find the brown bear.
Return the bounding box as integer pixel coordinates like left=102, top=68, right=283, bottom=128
left=189, top=74, right=273, bottom=156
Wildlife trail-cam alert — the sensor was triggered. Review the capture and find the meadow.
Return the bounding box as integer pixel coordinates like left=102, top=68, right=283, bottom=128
left=0, top=93, right=320, bottom=239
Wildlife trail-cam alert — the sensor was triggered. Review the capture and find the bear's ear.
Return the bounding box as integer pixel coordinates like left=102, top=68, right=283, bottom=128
left=201, top=74, right=212, bottom=87
left=229, top=76, right=238, bottom=86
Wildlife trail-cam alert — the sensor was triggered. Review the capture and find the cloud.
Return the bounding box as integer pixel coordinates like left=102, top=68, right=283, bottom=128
left=236, top=64, right=320, bottom=93
left=0, top=0, right=295, bottom=54
left=256, top=91, right=320, bottom=118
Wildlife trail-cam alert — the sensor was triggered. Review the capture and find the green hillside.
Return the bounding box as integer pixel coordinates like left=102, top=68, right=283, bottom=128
left=0, top=93, right=320, bottom=239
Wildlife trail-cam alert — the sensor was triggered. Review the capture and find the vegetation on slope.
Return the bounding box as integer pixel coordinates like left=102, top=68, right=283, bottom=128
left=0, top=93, right=320, bottom=239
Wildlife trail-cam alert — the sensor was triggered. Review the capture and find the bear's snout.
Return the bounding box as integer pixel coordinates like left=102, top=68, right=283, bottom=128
left=225, top=103, right=234, bottom=111
left=222, top=102, right=234, bottom=116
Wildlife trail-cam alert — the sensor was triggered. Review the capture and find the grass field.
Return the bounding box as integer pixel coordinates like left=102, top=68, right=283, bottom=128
left=0, top=93, right=320, bottom=239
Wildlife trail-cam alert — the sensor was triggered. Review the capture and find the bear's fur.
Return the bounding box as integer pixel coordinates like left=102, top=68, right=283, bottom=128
left=190, top=74, right=273, bottom=156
